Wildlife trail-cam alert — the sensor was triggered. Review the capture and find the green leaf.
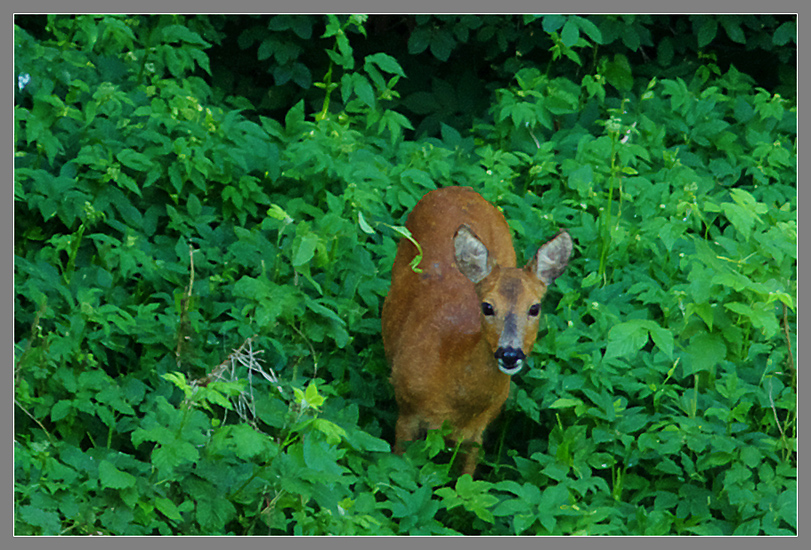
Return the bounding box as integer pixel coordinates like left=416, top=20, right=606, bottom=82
left=230, top=424, right=268, bottom=459
left=267, top=203, right=292, bottom=222
left=430, top=31, right=454, bottom=62
left=688, top=332, right=726, bottom=374
left=294, top=382, right=325, bottom=410
left=162, top=372, right=193, bottom=399
left=379, top=110, right=414, bottom=143
left=353, top=74, right=375, bottom=108
left=98, top=460, right=136, bottom=489
left=358, top=211, right=374, bottom=234
left=200, top=383, right=236, bottom=411
left=721, top=18, right=746, bottom=43
left=550, top=397, right=583, bottom=409
left=648, top=324, right=675, bottom=359
left=404, top=91, right=439, bottom=114
left=407, top=26, right=431, bottom=54
left=773, top=21, right=796, bottom=46
left=187, top=193, right=202, bottom=218
left=51, top=400, right=73, bottom=422
left=284, top=100, right=306, bottom=132
left=346, top=429, right=391, bottom=452
left=302, top=435, right=344, bottom=474
left=726, top=301, right=780, bottom=338
left=116, top=173, right=141, bottom=197
left=365, top=52, right=406, bottom=76
left=777, top=488, right=797, bottom=529
left=604, top=320, right=649, bottom=360
left=196, top=497, right=236, bottom=532
left=567, top=164, right=593, bottom=194
left=132, top=424, right=174, bottom=448
left=604, top=54, right=633, bottom=91
left=162, top=24, right=210, bottom=46
left=17, top=505, right=62, bottom=534
left=116, top=149, right=153, bottom=171
left=687, top=301, right=714, bottom=331
left=440, top=122, right=462, bottom=148
left=721, top=188, right=764, bottom=240
left=292, top=232, right=318, bottom=266
left=155, top=497, right=183, bottom=522
left=152, top=439, right=199, bottom=472
left=694, top=16, right=718, bottom=48
left=561, top=20, right=580, bottom=47
left=312, top=418, right=347, bottom=445
left=574, top=16, right=603, bottom=44
left=712, top=270, right=752, bottom=293
left=542, top=15, right=566, bottom=33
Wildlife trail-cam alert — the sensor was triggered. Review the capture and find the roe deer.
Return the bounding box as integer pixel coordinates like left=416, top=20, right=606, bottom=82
left=382, top=186, right=572, bottom=476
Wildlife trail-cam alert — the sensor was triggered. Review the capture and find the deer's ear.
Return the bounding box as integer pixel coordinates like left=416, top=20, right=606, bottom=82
left=527, top=230, right=573, bottom=286
left=454, top=224, right=493, bottom=284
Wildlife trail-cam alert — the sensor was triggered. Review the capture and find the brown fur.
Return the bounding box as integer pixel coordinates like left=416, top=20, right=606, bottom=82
left=382, top=186, right=572, bottom=476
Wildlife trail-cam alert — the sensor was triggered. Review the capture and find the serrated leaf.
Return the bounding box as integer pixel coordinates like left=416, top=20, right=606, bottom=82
left=152, top=439, right=199, bottom=472
left=312, top=418, right=346, bottom=445
left=284, top=100, right=305, bottom=131
left=162, top=24, right=210, bottom=46
left=303, top=382, right=325, bottom=408
left=200, top=384, right=234, bottom=410
left=365, top=52, right=405, bottom=76
left=230, top=424, right=267, bottom=459
left=267, top=203, right=292, bottom=222
left=98, top=460, right=136, bottom=489
left=353, top=74, right=375, bottom=108
left=605, top=320, right=649, bottom=360
left=18, top=505, right=62, bottom=534
left=132, top=425, right=174, bottom=448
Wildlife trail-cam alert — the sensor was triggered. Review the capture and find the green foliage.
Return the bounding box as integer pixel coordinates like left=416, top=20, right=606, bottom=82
left=15, top=15, right=795, bottom=535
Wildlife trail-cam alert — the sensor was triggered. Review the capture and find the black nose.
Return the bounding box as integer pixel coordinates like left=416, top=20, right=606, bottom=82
left=496, top=347, right=525, bottom=367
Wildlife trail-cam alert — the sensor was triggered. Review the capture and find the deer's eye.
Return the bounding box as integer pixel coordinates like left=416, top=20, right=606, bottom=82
left=528, top=304, right=541, bottom=317
left=481, top=303, right=495, bottom=316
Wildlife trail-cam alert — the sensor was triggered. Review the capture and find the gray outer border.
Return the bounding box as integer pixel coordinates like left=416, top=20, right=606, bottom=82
left=7, top=4, right=804, bottom=549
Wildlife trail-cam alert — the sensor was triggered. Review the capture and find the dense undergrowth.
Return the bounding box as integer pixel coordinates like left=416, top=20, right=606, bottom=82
left=14, top=15, right=796, bottom=535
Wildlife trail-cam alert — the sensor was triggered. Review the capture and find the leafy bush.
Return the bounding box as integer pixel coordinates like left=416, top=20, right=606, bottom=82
left=15, top=14, right=795, bottom=535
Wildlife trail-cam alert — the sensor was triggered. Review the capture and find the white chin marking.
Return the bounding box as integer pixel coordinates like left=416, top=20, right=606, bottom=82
left=499, top=361, right=523, bottom=376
